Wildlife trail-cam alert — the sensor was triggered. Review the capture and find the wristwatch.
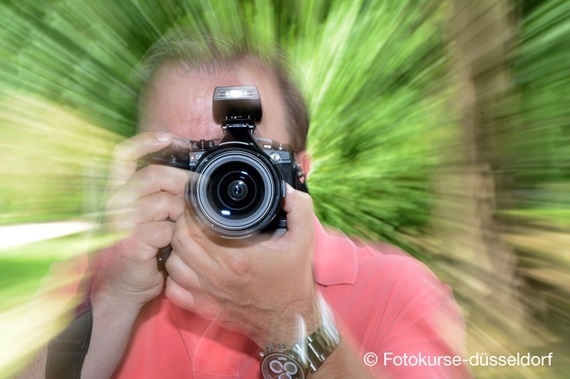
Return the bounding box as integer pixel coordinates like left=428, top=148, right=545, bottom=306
left=260, top=297, right=340, bottom=379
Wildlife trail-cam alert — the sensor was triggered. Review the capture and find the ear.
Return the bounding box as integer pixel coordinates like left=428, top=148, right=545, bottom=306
left=295, top=150, right=312, bottom=180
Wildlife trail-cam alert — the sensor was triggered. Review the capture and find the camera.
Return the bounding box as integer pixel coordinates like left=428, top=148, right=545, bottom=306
left=143, top=85, right=307, bottom=238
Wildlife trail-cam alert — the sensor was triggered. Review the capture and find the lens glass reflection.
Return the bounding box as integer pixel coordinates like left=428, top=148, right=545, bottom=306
left=211, top=167, right=260, bottom=217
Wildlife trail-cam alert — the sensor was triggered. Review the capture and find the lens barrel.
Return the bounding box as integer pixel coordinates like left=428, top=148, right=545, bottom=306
left=190, top=147, right=284, bottom=238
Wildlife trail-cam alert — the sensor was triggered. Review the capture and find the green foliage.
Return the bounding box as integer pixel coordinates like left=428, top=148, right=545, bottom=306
left=0, top=258, right=53, bottom=311
left=510, top=1, right=570, bottom=202
left=287, top=1, right=450, bottom=253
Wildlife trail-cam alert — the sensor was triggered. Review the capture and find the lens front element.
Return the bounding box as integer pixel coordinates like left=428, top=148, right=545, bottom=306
left=191, top=149, right=284, bottom=238
left=212, top=168, right=262, bottom=218
left=227, top=179, right=248, bottom=202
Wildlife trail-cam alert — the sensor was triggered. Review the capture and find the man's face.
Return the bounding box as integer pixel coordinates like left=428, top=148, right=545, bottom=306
left=139, top=63, right=291, bottom=145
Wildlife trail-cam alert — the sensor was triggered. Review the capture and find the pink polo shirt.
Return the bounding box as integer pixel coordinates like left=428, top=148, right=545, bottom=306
left=109, top=219, right=472, bottom=379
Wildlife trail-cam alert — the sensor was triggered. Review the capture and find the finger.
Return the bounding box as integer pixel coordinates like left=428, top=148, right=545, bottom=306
left=164, top=249, right=202, bottom=291
left=107, top=131, right=173, bottom=192
left=165, top=276, right=197, bottom=310
left=170, top=213, right=211, bottom=265
left=134, top=192, right=187, bottom=224
left=281, top=184, right=314, bottom=236
left=117, top=220, right=176, bottom=262
left=108, top=190, right=186, bottom=232
left=165, top=277, right=220, bottom=320
left=107, top=164, right=190, bottom=212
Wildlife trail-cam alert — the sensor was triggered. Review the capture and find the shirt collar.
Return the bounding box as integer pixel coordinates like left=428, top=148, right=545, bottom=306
left=312, top=217, right=358, bottom=286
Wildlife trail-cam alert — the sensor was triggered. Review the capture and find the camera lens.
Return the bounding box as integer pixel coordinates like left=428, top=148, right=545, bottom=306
left=214, top=170, right=260, bottom=214
left=226, top=179, right=249, bottom=203
left=191, top=148, right=283, bottom=238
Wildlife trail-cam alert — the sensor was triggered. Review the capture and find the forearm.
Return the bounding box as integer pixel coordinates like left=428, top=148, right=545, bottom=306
left=311, top=340, right=374, bottom=379
left=80, top=294, right=142, bottom=379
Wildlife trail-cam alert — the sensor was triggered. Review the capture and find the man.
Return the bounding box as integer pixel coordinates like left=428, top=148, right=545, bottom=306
left=19, top=34, right=471, bottom=378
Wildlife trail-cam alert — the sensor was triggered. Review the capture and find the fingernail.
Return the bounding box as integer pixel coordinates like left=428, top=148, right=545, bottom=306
left=156, top=131, right=171, bottom=142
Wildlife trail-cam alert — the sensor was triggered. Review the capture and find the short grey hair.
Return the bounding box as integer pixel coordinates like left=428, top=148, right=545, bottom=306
left=135, top=31, right=309, bottom=152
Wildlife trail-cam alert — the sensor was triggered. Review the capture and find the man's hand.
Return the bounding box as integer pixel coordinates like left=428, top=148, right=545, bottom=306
left=91, top=131, right=189, bottom=309
left=165, top=184, right=318, bottom=347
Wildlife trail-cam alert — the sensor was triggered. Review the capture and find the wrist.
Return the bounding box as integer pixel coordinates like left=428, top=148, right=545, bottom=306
left=90, top=288, right=145, bottom=317
left=259, top=294, right=340, bottom=379
left=256, top=292, right=320, bottom=349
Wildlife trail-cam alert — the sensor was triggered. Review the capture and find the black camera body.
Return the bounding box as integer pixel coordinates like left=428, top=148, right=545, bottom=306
left=143, top=86, right=306, bottom=238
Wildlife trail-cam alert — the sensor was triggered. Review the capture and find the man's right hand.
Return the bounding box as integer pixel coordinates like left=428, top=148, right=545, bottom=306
left=91, top=131, right=190, bottom=309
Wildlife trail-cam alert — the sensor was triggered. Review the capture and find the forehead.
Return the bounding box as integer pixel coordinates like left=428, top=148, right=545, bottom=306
left=139, top=62, right=289, bottom=144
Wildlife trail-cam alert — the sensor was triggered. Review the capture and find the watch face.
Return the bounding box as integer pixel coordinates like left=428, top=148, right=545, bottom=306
left=260, top=352, right=306, bottom=379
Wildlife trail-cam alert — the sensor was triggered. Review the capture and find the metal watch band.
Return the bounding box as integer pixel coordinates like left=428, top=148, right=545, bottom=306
left=293, top=324, right=340, bottom=372
left=293, top=298, right=341, bottom=373
left=260, top=295, right=340, bottom=378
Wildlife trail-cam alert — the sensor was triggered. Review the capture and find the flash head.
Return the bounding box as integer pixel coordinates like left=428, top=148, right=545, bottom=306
left=213, top=86, right=262, bottom=126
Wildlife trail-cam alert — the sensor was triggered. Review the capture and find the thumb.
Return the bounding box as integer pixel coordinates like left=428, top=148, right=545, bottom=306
left=281, top=184, right=314, bottom=236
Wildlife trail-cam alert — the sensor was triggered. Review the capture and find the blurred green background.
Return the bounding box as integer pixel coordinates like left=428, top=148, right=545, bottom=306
left=0, top=0, right=568, bottom=378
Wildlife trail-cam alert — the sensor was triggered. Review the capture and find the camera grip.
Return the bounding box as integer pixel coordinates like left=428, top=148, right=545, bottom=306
left=156, top=245, right=172, bottom=275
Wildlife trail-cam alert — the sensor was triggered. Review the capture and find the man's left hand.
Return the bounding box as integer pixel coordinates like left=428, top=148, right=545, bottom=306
left=165, top=184, right=318, bottom=347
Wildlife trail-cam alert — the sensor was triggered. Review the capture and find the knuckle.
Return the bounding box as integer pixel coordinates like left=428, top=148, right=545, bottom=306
left=160, top=221, right=176, bottom=241
left=112, top=140, right=135, bottom=162
left=225, top=251, right=249, bottom=276
left=208, top=274, right=226, bottom=293
left=202, top=299, right=220, bottom=319
left=162, top=193, right=186, bottom=218
left=148, top=192, right=170, bottom=214
left=174, top=198, right=187, bottom=217
left=138, top=164, right=160, bottom=183
left=292, top=189, right=314, bottom=212
left=138, top=222, right=173, bottom=248
left=111, top=143, right=126, bottom=159
left=298, top=189, right=313, bottom=204
left=170, top=228, right=187, bottom=252
left=152, top=194, right=176, bottom=222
